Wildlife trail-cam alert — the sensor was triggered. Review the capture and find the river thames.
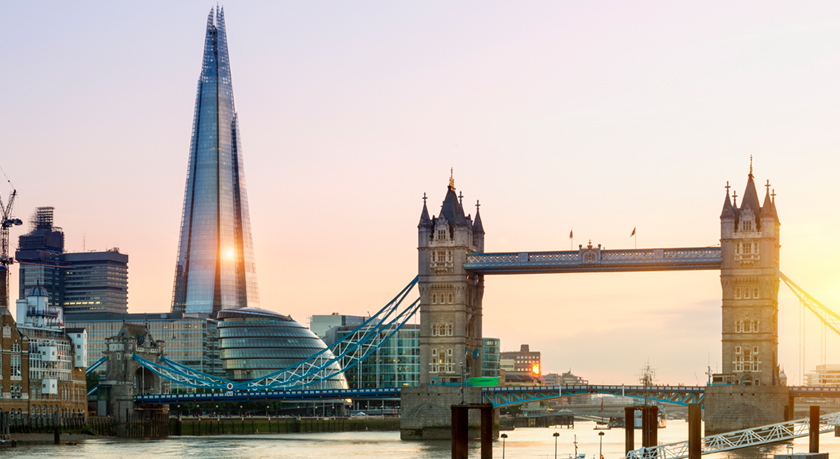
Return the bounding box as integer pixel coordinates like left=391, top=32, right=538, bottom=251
left=11, top=421, right=840, bottom=458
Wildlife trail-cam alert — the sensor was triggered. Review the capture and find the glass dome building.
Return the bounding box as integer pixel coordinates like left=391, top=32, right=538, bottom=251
left=217, top=308, right=348, bottom=390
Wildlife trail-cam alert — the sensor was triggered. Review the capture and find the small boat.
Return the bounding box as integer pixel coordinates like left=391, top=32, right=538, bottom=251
left=499, top=425, right=515, bottom=431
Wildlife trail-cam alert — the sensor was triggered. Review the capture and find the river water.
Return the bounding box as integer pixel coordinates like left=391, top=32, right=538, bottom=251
left=11, top=420, right=840, bottom=458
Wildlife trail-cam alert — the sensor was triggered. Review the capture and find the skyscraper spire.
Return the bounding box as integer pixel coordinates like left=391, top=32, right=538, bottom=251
left=172, top=8, right=259, bottom=316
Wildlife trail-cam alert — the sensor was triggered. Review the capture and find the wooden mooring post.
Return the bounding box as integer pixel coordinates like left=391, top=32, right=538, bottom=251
left=451, top=403, right=495, bottom=459
left=688, top=403, right=701, bottom=459
left=810, top=405, right=820, bottom=453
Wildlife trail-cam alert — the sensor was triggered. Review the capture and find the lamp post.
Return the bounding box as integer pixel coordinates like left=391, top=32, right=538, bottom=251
left=599, top=431, right=605, bottom=459
left=554, top=432, right=560, bottom=459
left=240, top=405, right=243, bottom=418
left=267, top=405, right=270, bottom=417
left=501, top=433, right=508, bottom=459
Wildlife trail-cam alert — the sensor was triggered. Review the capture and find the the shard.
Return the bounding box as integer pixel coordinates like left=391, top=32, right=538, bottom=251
left=171, top=7, right=259, bottom=315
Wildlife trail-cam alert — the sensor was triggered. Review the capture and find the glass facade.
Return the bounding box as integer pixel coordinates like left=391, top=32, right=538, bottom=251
left=334, top=324, right=420, bottom=389
left=482, top=338, right=500, bottom=378
left=64, top=312, right=221, bottom=389
left=172, top=8, right=259, bottom=316
left=218, top=308, right=347, bottom=390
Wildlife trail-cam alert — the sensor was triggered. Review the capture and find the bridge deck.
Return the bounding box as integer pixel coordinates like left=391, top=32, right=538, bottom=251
left=465, top=247, right=721, bottom=274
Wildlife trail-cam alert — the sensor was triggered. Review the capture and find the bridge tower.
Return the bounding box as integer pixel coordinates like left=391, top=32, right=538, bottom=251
left=97, top=324, right=169, bottom=423
left=401, top=176, right=490, bottom=440
left=417, top=176, right=485, bottom=386
left=706, top=162, right=787, bottom=434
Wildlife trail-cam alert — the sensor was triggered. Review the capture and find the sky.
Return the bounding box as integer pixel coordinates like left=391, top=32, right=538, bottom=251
left=2, top=1, right=840, bottom=385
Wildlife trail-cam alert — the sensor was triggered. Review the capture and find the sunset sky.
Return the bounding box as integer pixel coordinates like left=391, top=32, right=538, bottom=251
left=2, top=1, right=840, bottom=385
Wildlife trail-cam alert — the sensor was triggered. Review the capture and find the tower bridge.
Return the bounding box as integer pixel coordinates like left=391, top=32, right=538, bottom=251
left=121, top=164, right=840, bottom=443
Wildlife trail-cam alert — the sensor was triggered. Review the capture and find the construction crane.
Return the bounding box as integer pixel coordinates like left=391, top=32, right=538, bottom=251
left=0, top=189, right=22, bottom=308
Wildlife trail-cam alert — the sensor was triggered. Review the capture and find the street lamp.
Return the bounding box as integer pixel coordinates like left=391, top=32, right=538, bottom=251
left=554, top=432, right=560, bottom=459
left=501, top=433, right=508, bottom=459
left=240, top=405, right=243, bottom=418
left=599, top=431, right=605, bottom=459
left=267, top=405, right=270, bottom=417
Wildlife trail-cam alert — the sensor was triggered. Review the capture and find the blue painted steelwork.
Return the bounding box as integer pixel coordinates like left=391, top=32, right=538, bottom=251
left=88, top=386, right=98, bottom=396
left=134, top=384, right=705, bottom=406
left=482, top=385, right=705, bottom=408
left=132, top=278, right=421, bottom=391
left=86, top=356, right=106, bottom=375
left=135, top=387, right=401, bottom=405
left=465, top=247, right=721, bottom=274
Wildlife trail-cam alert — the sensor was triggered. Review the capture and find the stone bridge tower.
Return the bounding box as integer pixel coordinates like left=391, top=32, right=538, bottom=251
left=417, top=176, right=485, bottom=386
left=401, top=176, right=490, bottom=440
left=98, top=324, right=169, bottom=422
left=706, top=162, right=787, bottom=434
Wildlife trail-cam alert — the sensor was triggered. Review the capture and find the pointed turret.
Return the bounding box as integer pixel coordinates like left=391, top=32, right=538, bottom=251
left=740, top=171, right=761, bottom=218
left=473, top=202, right=484, bottom=234
left=720, top=189, right=735, bottom=219
left=760, top=188, right=778, bottom=221
left=439, top=185, right=466, bottom=229
left=418, top=195, right=432, bottom=228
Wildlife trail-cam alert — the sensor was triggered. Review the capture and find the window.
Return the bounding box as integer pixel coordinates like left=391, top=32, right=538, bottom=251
left=744, top=288, right=750, bottom=299
left=735, top=288, right=741, bottom=299
left=735, top=346, right=742, bottom=355
left=432, top=349, right=437, bottom=356
left=10, top=355, right=20, bottom=377
left=448, top=293, right=453, bottom=304
left=432, top=325, right=438, bottom=336
left=753, top=346, right=759, bottom=354
left=436, top=251, right=445, bottom=262
left=11, top=342, right=19, bottom=352
left=735, top=320, right=743, bottom=333
left=742, top=220, right=752, bottom=232
left=743, top=243, right=751, bottom=254
left=447, top=348, right=453, bottom=356
left=431, top=294, right=437, bottom=304
left=753, top=288, right=759, bottom=298
left=437, top=229, right=446, bottom=240
left=446, top=324, right=453, bottom=336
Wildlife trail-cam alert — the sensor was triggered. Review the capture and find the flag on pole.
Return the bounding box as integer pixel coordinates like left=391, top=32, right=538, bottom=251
left=630, top=227, right=636, bottom=237
left=569, top=230, right=573, bottom=239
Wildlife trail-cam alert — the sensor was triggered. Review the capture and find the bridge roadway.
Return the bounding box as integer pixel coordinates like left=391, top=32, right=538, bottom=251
left=465, top=247, right=722, bottom=274
left=134, top=384, right=706, bottom=406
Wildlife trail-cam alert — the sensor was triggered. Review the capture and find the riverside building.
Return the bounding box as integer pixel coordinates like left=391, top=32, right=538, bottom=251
left=0, top=286, right=87, bottom=423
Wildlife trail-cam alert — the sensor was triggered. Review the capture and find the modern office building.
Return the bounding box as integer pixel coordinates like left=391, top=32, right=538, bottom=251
left=331, top=323, right=420, bottom=389
left=16, top=207, right=65, bottom=308
left=806, top=364, right=840, bottom=387
left=481, top=338, right=500, bottom=378
left=64, top=312, right=221, bottom=386
left=217, top=308, right=347, bottom=389
left=310, top=313, right=367, bottom=341
left=501, top=344, right=542, bottom=385
left=15, top=207, right=129, bottom=316
left=62, top=250, right=128, bottom=315
left=171, top=7, right=259, bottom=316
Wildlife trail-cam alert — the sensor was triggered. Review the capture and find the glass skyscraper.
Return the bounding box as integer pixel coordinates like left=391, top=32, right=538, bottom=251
left=172, top=7, right=259, bottom=315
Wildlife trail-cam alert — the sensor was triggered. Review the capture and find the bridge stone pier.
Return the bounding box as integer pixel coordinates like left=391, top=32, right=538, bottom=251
left=97, top=324, right=169, bottom=423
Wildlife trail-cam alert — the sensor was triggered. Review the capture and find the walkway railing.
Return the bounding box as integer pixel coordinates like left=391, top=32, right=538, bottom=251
left=466, top=247, right=721, bottom=274
left=626, top=411, right=840, bottom=459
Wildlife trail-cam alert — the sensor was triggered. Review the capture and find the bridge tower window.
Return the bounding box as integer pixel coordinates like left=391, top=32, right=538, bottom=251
left=437, top=229, right=446, bottom=241
left=431, top=294, right=437, bottom=304
left=735, top=346, right=742, bottom=354
left=735, top=288, right=741, bottom=299
left=753, top=346, right=759, bottom=354
left=753, top=287, right=759, bottom=298
left=735, top=320, right=744, bottom=333
left=742, top=220, right=752, bottom=232
left=744, top=288, right=750, bottom=299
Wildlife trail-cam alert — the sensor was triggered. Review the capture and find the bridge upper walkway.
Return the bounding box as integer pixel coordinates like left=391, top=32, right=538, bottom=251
left=465, top=247, right=722, bottom=274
